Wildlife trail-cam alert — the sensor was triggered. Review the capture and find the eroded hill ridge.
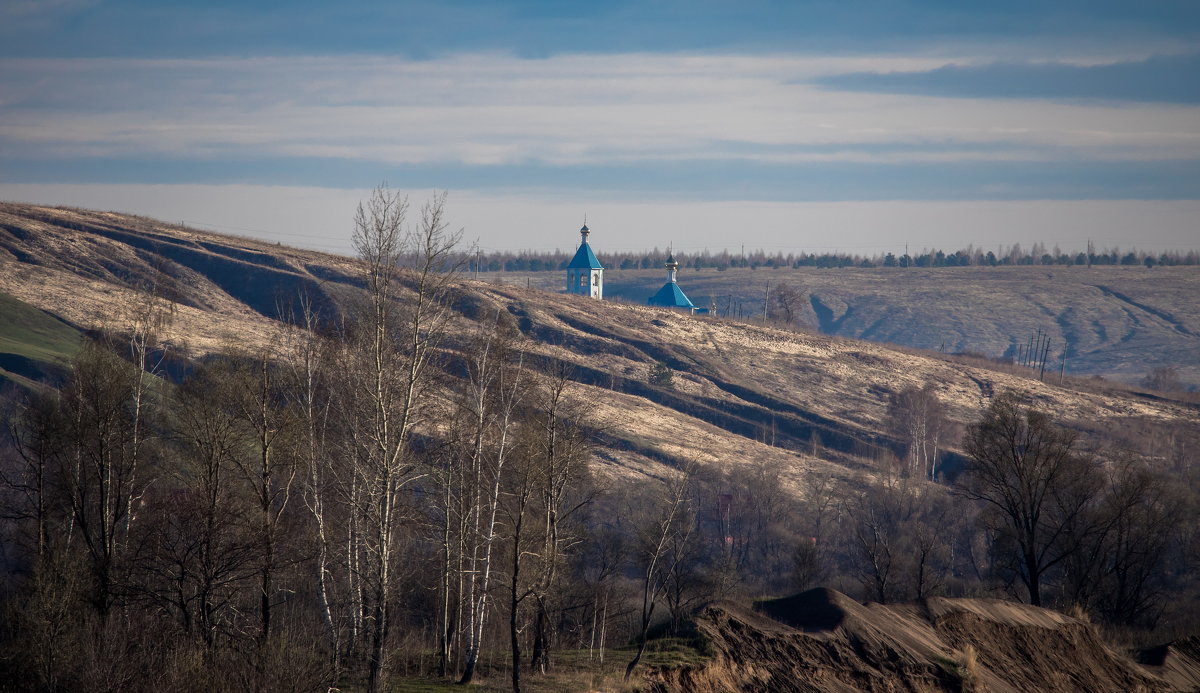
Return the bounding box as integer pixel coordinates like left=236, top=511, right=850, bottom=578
left=0, top=202, right=1196, bottom=488
left=651, top=588, right=1200, bottom=693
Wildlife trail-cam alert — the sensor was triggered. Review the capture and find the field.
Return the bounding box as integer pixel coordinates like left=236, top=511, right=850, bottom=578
left=483, top=264, right=1200, bottom=388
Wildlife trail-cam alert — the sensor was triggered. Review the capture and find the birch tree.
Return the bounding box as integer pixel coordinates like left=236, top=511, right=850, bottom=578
left=528, top=362, right=592, bottom=675
left=282, top=293, right=342, bottom=670
left=887, top=384, right=945, bottom=480
left=58, top=338, right=157, bottom=621
left=339, top=186, right=462, bottom=693
left=451, top=314, right=526, bottom=685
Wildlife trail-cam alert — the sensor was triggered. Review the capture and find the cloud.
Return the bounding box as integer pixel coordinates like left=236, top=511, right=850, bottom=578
left=3, top=53, right=1198, bottom=171
left=817, top=53, right=1200, bottom=104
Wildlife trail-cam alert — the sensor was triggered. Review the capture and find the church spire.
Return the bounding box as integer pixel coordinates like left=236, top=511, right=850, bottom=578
left=566, top=220, right=604, bottom=299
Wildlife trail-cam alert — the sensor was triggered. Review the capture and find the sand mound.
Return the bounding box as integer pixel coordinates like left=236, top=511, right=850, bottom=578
left=647, top=588, right=1183, bottom=693
left=1139, top=636, right=1200, bottom=693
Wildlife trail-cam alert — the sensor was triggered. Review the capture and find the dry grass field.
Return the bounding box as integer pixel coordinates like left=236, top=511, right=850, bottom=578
left=1, top=202, right=1196, bottom=492
left=487, top=263, right=1200, bottom=389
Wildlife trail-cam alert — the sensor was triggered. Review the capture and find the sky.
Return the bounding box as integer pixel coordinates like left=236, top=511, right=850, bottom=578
left=1, top=1, right=1198, bottom=257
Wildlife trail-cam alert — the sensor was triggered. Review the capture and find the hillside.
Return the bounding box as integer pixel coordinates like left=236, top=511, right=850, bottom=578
left=0, top=291, right=79, bottom=387
left=2, top=202, right=1198, bottom=692
left=492, top=263, right=1200, bottom=389
left=1, top=202, right=1196, bottom=489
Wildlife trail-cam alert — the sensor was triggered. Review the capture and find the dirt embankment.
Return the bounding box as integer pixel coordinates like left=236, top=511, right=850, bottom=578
left=647, top=588, right=1197, bottom=693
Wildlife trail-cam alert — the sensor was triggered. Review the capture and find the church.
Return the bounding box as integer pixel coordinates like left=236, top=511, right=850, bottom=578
left=646, top=252, right=697, bottom=313
left=565, top=223, right=604, bottom=299
left=565, top=223, right=699, bottom=314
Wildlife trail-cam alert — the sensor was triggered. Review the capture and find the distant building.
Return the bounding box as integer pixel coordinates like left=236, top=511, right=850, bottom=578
left=566, top=223, right=604, bottom=299
left=648, top=253, right=697, bottom=313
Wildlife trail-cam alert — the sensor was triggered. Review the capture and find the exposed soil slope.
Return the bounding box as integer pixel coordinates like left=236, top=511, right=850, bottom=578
left=1139, top=636, right=1200, bottom=693
left=649, top=589, right=1191, bottom=693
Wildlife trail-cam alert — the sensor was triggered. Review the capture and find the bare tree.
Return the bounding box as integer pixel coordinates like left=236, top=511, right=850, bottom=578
left=528, top=362, right=593, bottom=675
left=1060, top=455, right=1185, bottom=626
left=713, top=458, right=798, bottom=594
left=4, top=387, right=68, bottom=563
left=624, top=461, right=696, bottom=681
left=332, top=186, right=463, bottom=693
left=575, top=511, right=624, bottom=666
left=500, top=402, right=539, bottom=693
left=1142, top=366, right=1182, bottom=394
left=57, top=338, right=160, bottom=620
left=280, top=292, right=342, bottom=670
left=958, top=390, right=1101, bottom=606
left=120, top=274, right=175, bottom=556
left=768, top=281, right=807, bottom=326
left=846, top=479, right=903, bottom=603
left=452, top=316, right=527, bottom=686
left=225, top=347, right=300, bottom=686
left=887, top=384, right=945, bottom=480
left=141, top=361, right=259, bottom=649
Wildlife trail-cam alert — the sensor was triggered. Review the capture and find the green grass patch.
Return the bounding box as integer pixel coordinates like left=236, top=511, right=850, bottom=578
left=0, top=291, right=80, bottom=386
left=631, top=637, right=711, bottom=670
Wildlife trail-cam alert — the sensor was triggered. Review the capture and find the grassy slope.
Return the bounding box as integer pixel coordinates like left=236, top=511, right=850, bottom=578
left=466, top=281, right=1197, bottom=485
left=0, top=203, right=342, bottom=358
left=0, top=290, right=80, bottom=388
left=493, top=264, right=1200, bottom=388
left=0, top=203, right=1195, bottom=490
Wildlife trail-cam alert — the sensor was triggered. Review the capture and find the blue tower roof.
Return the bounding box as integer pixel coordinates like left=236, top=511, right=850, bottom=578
left=648, top=282, right=695, bottom=309
left=567, top=224, right=603, bottom=269
left=567, top=242, right=603, bottom=269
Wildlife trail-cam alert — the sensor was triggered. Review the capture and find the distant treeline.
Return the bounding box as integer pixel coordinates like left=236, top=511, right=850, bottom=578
left=470, top=244, right=1200, bottom=272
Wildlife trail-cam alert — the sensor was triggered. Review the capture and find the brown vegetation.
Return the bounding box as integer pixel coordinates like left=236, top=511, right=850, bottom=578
left=0, top=201, right=1197, bottom=692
